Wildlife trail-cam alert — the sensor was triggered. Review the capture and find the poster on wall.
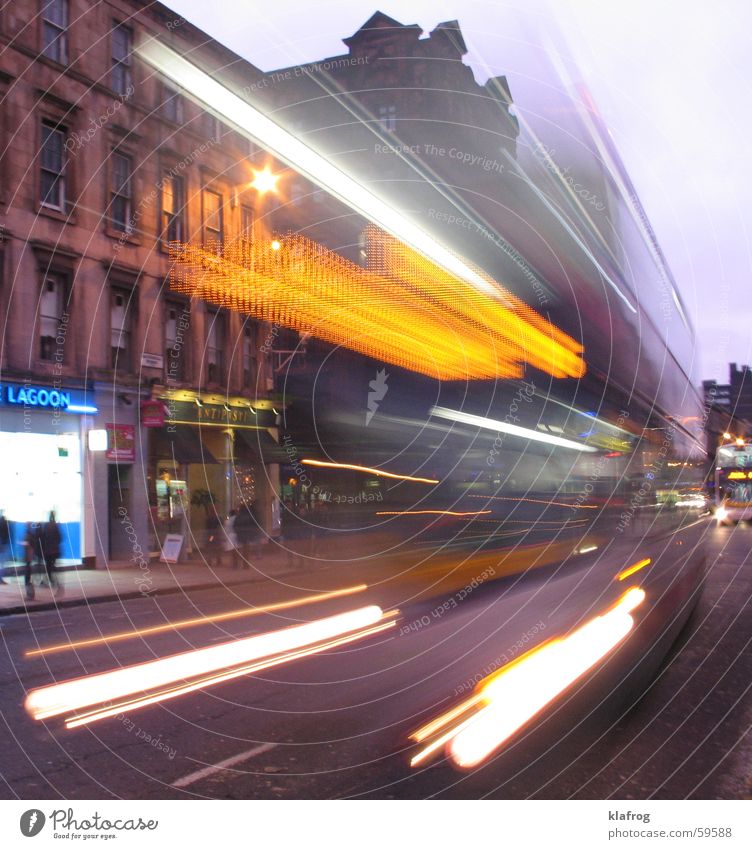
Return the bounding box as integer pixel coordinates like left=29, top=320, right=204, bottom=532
left=106, top=424, right=136, bottom=462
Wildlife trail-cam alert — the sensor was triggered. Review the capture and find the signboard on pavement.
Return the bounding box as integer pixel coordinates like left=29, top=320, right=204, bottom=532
left=159, top=533, right=184, bottom=563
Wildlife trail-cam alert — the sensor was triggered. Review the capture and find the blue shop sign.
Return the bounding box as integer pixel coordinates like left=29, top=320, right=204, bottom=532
left=0, top=382, right=97, bottom=414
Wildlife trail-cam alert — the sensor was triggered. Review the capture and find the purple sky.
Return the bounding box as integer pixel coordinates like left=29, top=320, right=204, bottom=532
left=168, top=0, right=752, bottom=385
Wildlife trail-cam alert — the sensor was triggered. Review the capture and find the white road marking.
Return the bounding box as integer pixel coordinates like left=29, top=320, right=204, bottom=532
left=171, top=742, right=277, bottom=788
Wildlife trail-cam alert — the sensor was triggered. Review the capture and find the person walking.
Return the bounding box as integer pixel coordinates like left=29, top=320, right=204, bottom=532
left=234, top=500, right=261, bottom=570
left=0, top=510, right=9, bottom=584
left=205, top=510, right=222, bottom=569
left=222, top=509, right=239, bottom=568
left=39, top=511, right=62, bottom=596
left=21, top=522, right=38, bottom=601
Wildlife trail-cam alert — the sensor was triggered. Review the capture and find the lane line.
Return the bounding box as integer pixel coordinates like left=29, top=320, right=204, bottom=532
left=172, top=743, right=277, bottom=788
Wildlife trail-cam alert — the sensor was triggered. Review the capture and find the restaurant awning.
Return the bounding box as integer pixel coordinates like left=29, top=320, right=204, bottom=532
left=235, top=428, right=289, bottom=464
left=151, top=427, right=217, bottom=464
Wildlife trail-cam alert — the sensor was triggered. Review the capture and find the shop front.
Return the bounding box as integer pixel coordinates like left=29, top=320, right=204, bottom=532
left=145, top=393, right=285, bottom=556
left=0, top=380, right=97, bottom=565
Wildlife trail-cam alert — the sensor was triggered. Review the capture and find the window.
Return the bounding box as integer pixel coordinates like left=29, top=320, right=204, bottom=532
left=205, top=113, right=222, bottom=144
left=206, top=309, right=224, bottom=384
left=39, top=272, right=66, bottom=361
left=203, top=188, right=223, bottom=247
left=41, top=0, right=68, bottom=64
left=161, top=173, right=184, bottom=244
left=111, top=22, right=132, bottom=96
left=109, top=151, right=132, bottom=232
left=162, top=84, right=182, bottom=123
left=241, top=204, right=254, bottom=238
left=378, top=105, right=397, bottom=132
left=40, top=121, right=66, bottom=209
left=110, top=288, right=132, bottom=370
left=242, top=322, right=256, bottom=387
left=165, top=301, right=187, bottom=382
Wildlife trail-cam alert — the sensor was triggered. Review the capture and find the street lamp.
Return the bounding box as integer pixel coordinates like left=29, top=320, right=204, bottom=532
left=250, top=166, right=280, bottom=196
left=723, top=432, right=732, bottom=440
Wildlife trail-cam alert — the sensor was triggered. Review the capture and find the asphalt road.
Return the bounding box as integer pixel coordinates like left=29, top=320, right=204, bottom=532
left=0, top=515, right=745, bottom=800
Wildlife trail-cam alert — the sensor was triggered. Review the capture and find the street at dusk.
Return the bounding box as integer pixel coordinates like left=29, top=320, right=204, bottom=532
left=1, top=0, right=751, bottom=844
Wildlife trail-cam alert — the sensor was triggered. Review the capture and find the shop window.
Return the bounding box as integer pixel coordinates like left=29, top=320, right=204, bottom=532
left=110, top=287, right=132, bottom=370
left=165, top=301, right=187, bottom=382
left=206, top=308, right=224, bottom=384
left=111, top=22, right=132, bottom=96
left=161, top=173, right=184, bottom=244
left=202, top=188, right=223, bottom=249
left=378, top=104, right=397, bottom=132
left=109, top=150, right=132, bottom=232
left=40, top=120, right=67, bottom=210
left=41, top=0, right=68, bottom=64
left=39, top=271, right=67, bottom=361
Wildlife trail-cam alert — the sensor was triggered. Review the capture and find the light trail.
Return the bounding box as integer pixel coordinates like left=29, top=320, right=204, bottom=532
left=64, top=619, right=396, bottom=729
left=25, top=605, right=390, bottom=723
left=375, top=510, right=491, bottom=517
left=25, top=584, right=368, bottom=658
left=430, top=406, right=598, bottom=452
left=410, top=587, right=645, bottom=768
left=468, top=494, right=598, bottom=509
left=616, top=558, right=651, bottom=582
left=301, top=459, right=438, bottom=484
left=135, top=37, right=506, bottom=301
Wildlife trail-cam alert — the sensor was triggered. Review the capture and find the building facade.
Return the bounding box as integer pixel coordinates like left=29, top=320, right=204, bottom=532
left=703, top=363, right=752, bottom=460
left=0, top=0, right=286, bottom=565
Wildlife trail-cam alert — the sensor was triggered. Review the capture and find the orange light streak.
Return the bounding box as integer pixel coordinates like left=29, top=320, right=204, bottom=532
left=300, top=459, right=438, bottom=484
left=168, top=228, right=585, bottom=381
left=25, top=584, right=368, bottom=658
left=410, top=587, right=645, bottom=769
left=616, top=558, right=651, bottom=582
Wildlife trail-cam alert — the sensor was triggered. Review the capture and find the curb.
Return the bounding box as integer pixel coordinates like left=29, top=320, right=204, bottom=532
left=0, top=566, right=303, bottom=617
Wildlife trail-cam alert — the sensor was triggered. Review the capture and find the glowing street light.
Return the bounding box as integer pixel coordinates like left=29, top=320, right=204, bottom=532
left=723, top=432, right=732, bottom=440
left=250, top=166, right=280, bottom=195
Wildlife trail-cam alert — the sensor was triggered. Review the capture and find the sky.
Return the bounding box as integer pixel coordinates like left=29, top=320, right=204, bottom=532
left=166, top=0, right=752, bottom=385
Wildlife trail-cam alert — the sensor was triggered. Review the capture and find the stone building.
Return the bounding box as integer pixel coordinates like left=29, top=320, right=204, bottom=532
left=0, top=0, right=285, bottom=565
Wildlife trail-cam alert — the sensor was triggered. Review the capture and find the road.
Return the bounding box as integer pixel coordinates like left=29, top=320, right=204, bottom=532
left=0, top=515, right=745, bottom=800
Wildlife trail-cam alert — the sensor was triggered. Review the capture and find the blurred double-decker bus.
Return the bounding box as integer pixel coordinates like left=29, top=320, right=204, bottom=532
left=714, top=442, right=752, bottom=524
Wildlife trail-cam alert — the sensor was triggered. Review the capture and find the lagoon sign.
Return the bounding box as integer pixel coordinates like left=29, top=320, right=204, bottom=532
left=0, top=382, right=97, bottom=414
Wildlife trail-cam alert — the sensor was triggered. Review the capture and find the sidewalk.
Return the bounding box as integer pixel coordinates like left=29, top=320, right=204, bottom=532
left=0, top=553, right=300, bottom=616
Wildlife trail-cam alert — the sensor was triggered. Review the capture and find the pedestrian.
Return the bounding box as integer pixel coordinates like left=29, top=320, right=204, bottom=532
left=22, top=522, right=37, bottom=601
left=222, top=509, right=239, bottom=568
left=234, top=500, right=261, bottom=569
left=205, top=510, right=222, bottom=568
left=283, top=503, right=309, bottom=569
left=39, top=511, right=63, bottom=596
left=0, top=510, right=9, bottom=584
